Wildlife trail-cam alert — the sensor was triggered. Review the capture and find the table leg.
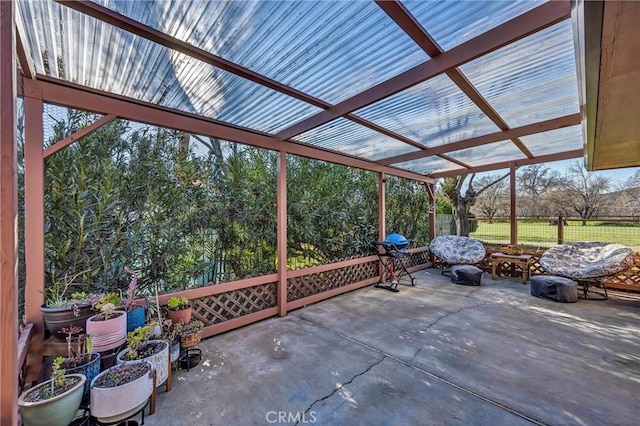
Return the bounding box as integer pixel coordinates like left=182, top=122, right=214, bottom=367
left=492, top=262, right=497, bottom=280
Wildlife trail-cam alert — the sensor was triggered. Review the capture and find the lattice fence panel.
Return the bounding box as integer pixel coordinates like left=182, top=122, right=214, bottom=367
left=404, top=250, right=430, bottom=269
left=188, top=283, right=277, bottom=325
left=288, top=260, right=379, bottom=302
left=605, top=259, right=640, bottom=292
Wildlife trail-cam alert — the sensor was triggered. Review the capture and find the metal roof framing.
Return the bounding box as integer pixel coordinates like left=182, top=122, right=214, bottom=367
left=17, top=0, right=581, bottom=179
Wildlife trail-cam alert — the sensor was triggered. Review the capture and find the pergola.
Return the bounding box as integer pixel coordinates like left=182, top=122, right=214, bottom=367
left=1, top=1, right=637, bottom=423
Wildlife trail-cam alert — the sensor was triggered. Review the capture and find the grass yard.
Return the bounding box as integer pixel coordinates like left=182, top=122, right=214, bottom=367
left=471, top=221, right=640, bottom=252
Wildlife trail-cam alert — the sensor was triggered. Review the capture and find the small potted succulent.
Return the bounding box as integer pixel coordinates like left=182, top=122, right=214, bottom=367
left=160, top=319, right=183, bottom=363
left=39, top=272, right=103, bottom=340
left=116, top=325, right=170, bottom=390
left=60, top=326, right=100, bottom=404
left=86, top=292, right=127, bottom=353
left=122, top=266, right=146, bottom=332
left=18, top=356, right=86, bottom=426
left=90, top=360, right=154, bottom=424
left=166, top=296, right=192, bottom=324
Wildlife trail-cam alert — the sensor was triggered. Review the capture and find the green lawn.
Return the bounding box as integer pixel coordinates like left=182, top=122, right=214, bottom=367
left=470, top=221, right=640, bottom=251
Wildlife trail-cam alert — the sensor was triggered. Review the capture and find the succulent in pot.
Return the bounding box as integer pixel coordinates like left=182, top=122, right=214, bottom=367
left=86, top=292, right=127, bottom=353
left=117, top=325, right=170, bottom=390
left=166, top=296, right=192, bottom=324
left=39, top=271, right=104, bottom=339
left=60, top=326, right=101, bottom=404
left=18, top=357, right=86, bottom=426
left=180, top=319, right=204, bottom=350
left=90, top=360, right=154, bottom=424
left=122, top=266, right=146, bottom=332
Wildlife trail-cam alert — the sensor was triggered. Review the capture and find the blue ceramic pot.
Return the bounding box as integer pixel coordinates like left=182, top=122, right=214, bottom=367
left=65, top=352, right=101, bottom=405
left=126, top=306, right=146, bottom=332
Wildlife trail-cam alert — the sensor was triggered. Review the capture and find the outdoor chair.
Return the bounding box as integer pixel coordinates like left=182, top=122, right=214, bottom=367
left=539, top=241, right=635, bottom=300
left=429, top=235, right=486, bottom=276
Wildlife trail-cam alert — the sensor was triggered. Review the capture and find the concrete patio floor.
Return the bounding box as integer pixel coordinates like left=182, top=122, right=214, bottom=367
left=146, top=269, right=640, bottom=426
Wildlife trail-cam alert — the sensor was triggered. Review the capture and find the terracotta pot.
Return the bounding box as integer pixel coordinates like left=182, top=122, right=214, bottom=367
left=167, top=307, right=192, bottom=325
left=86, top=311, right=127, bottom=353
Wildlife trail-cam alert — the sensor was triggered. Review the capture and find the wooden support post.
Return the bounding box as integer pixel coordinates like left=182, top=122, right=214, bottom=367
left=427, top=182, right=436, bottom=262
left=510, top=163, right=517, bottom=245
left=23, top=89, right=45, bottom=383
left=0, top=1, right=18, bottom=423
left=558, top=214, right=564, bottom=244
left=378, top=173, right=386, bottom=279
left=276, top=150, right=287, bottom=317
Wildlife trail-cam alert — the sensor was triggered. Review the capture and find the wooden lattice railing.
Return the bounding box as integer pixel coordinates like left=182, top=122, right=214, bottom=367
left=478, top=249, right=640, bottom=293
left=191, top=282, right=278, bottom=325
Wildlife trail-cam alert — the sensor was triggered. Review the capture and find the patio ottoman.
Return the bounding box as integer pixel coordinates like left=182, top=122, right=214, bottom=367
left=451, top=265, right=482, bottom=286
left=530, top=275, right=578, bottom=303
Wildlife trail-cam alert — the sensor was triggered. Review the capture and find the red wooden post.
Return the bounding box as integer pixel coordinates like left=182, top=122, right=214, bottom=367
left=510, top=163, right=517, bottom=245
left=378, top=173, right=386, bottom=279
left=0, top=1, right=19, bottom=423
left=427, top=182, right=436, bottom=263
left=277, top=150, right=287, bottom=317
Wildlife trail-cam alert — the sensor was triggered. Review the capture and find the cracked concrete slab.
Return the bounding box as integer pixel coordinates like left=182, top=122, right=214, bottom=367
left=143, top=269, right=640, bottom=426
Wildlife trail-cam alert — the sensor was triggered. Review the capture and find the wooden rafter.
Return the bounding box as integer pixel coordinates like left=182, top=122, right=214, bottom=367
left=431, top=149, right=584, bottom=179
left=275, top=1, right=571, bottom=140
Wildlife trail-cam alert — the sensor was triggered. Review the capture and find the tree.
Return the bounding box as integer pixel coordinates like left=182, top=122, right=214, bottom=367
left=560, top=161, right=611, bottom=225
left=440, top=172, right=509, bottom=236
left=517, top=164, right=560, bottom=196
left=474, top=174, right=508, bottom=223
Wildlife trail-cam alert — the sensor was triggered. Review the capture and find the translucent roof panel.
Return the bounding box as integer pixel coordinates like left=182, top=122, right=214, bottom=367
left=353, top=74, right=500, bottom=148
left=459, top=20, right=579, bottom=129
left=296, top=118, right=420, bottom=162
left=520, top=125, right=584, bottom=156
left=403, top=0, right=546, bottom=51
left=92, top=0, right=429, bottom=104
left=446, top=141, right=526, bottom=167
left=392, top=156, right=463, bottom=176
left=17, top=0, right=322, bottom=133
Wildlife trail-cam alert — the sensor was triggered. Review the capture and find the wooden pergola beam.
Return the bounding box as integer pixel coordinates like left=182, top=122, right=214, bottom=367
left=378, top=113, right=581, bottom=166
left=276, top=0, right=571, bottom=141
left=431, top=149, right=584, bottom=179
left=25, top=78, right=434, bottom=184
left=376, top=0, right=534, bottom=159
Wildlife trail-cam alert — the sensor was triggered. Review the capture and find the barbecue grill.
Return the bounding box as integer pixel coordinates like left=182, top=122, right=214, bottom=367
left=374, top=233, right=416, bottom=292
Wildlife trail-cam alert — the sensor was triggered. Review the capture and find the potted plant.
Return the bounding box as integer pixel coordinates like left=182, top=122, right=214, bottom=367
left=18, top=357, right=86, bottom=426
left=116, top=325, right=170, bottom=390
left=178, top=320, right=204, bottom=370
left=122, top=266, right=146, bottom=332
left=160, top=319, right=183, bottom=363
left=60, top=326, right=100, bottom=405
left=90, top=360, right=154, bottom=424
left=166, top=296, right=192, bottom=324
left=39, top=269, right=103, bottom=339
left=86, top=292, right=127, bottom=353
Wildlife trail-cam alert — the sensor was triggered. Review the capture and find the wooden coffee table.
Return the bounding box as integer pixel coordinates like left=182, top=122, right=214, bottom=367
left=491, top=252, right=532, bottom=284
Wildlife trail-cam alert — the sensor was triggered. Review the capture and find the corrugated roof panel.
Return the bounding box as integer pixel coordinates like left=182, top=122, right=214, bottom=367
left=93, top=0, right=429, bottom=104
left=403, top=0, right=546, bottom=51
left=295, top=118, right=419, bottom=162
left=446, top=141, right=526, bottom=167
left=520, top=125, right=584, bottom=156
left=459, top=20, right=579, bottom=130
left=354, top=74, right=500, bottom=148
left=17, top=0, right=322, bottom=133
left=392, top=156, right=462, bottom=175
